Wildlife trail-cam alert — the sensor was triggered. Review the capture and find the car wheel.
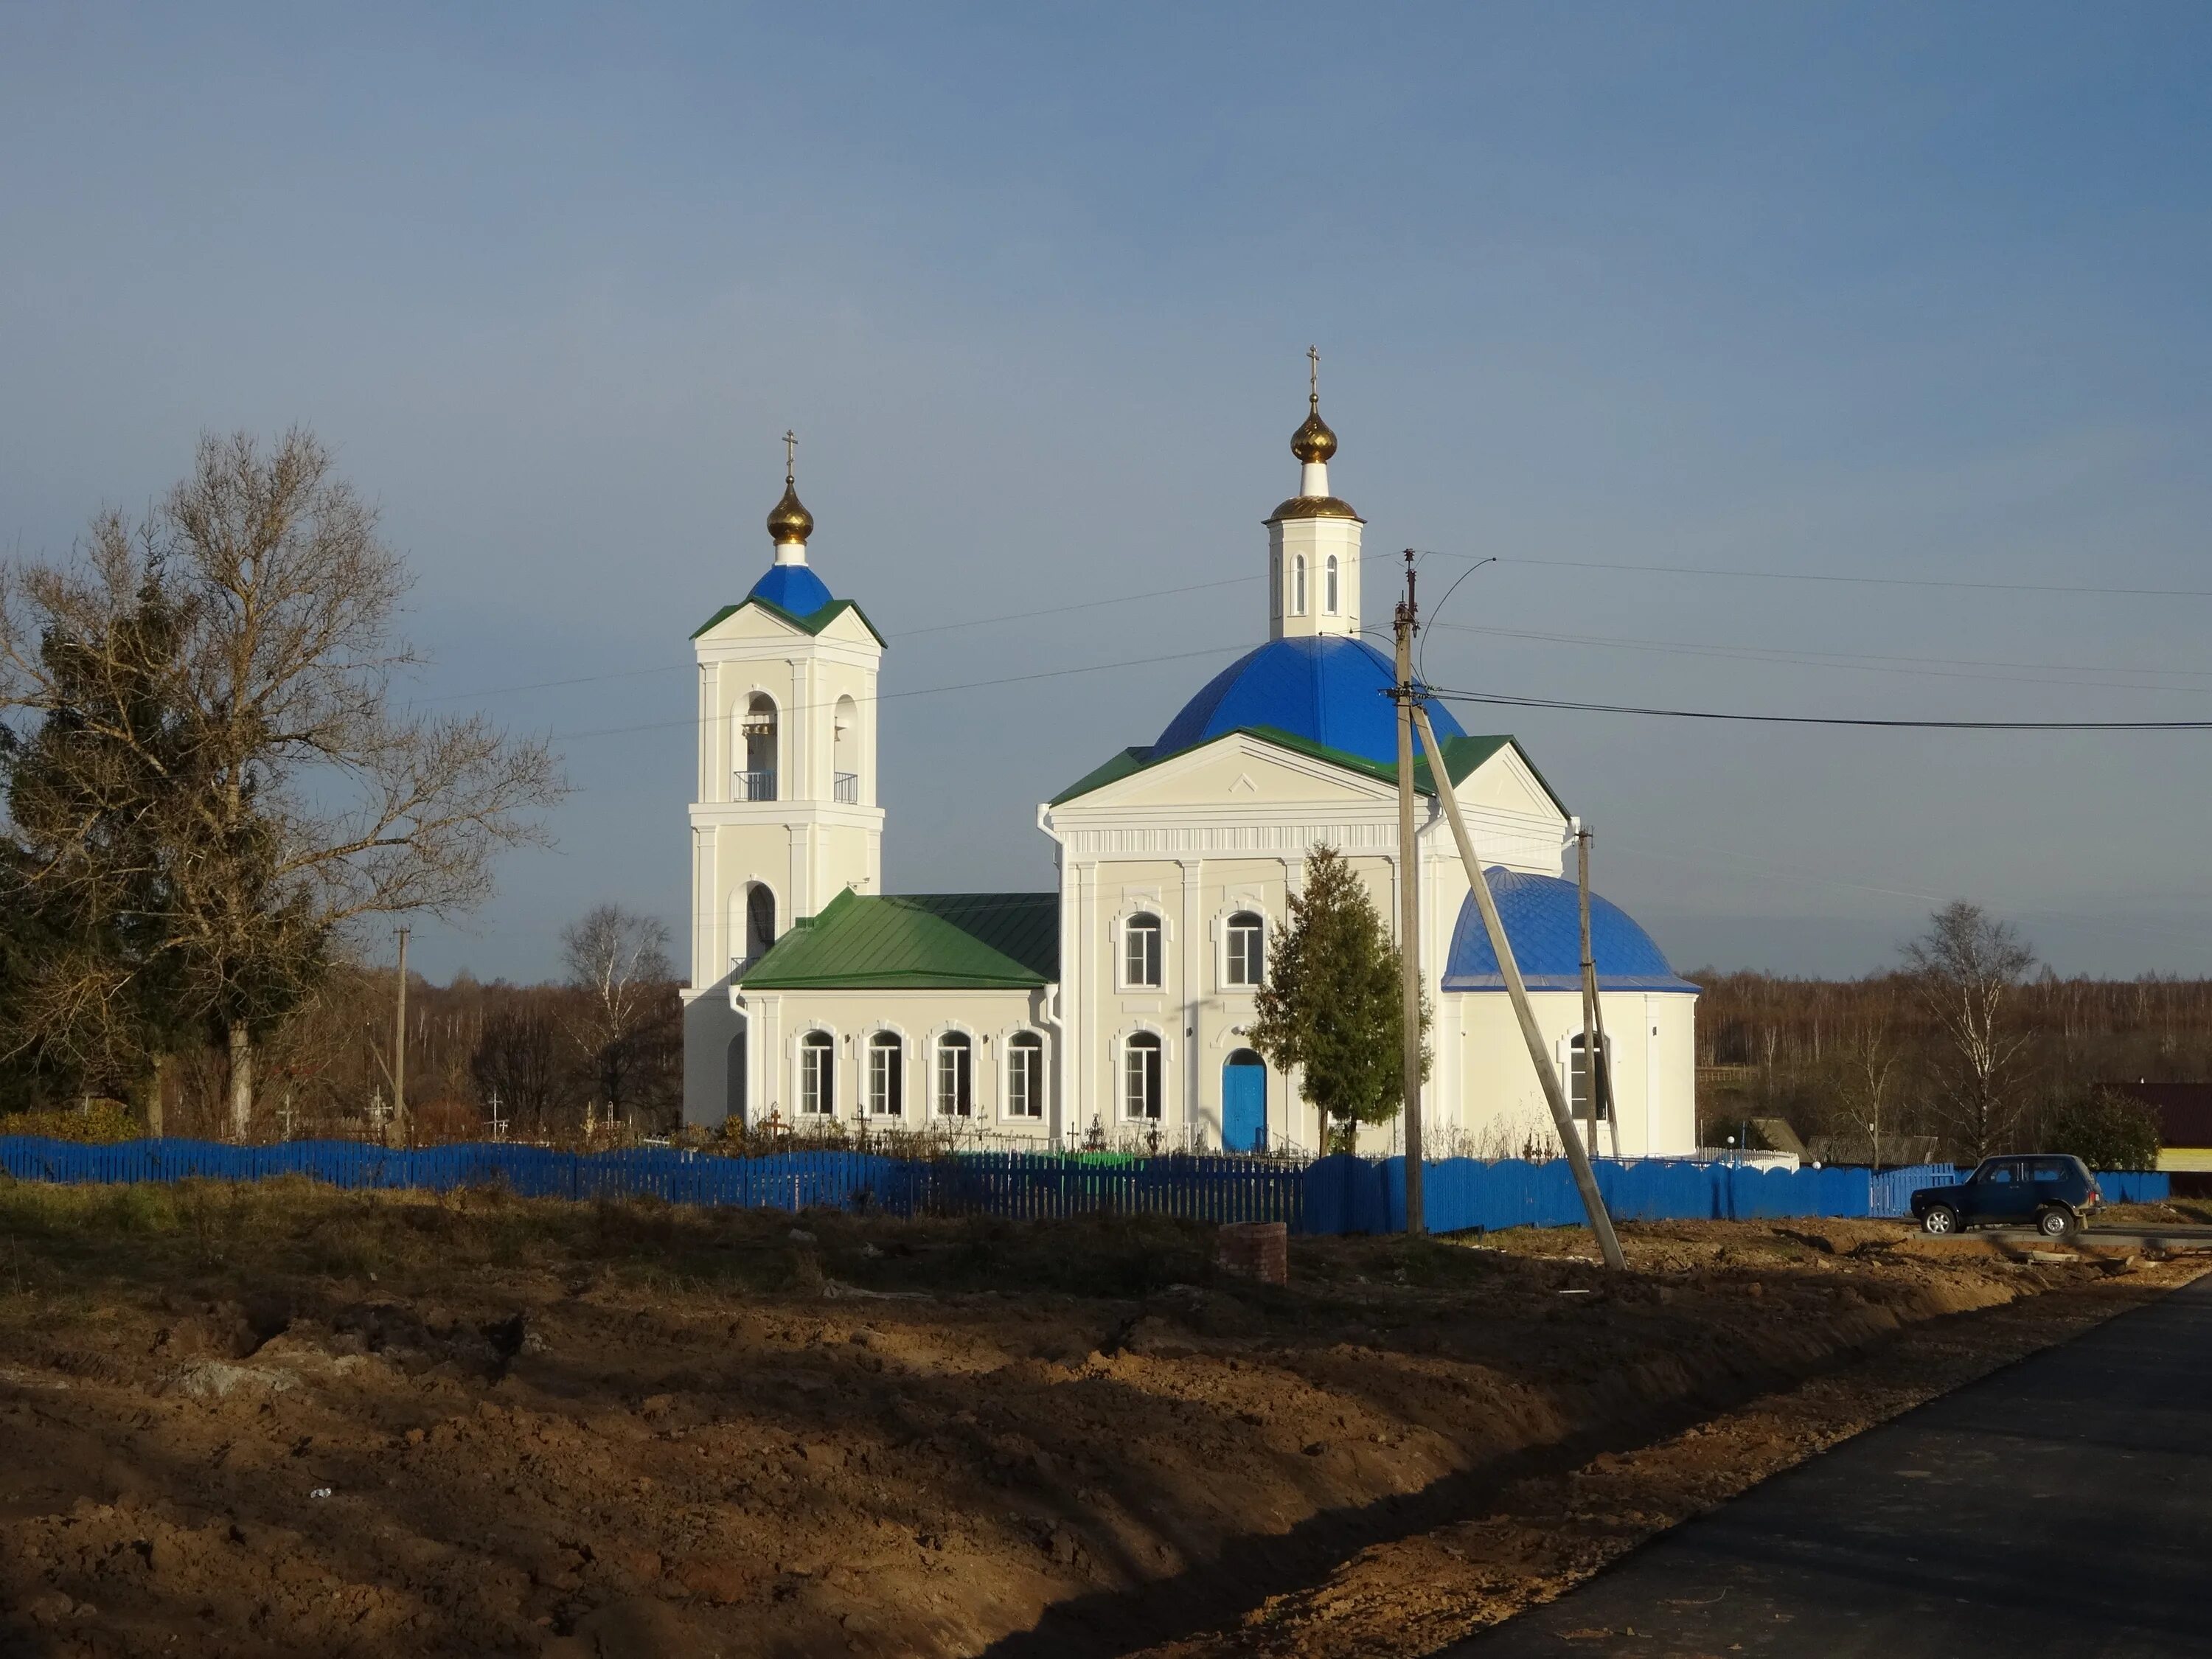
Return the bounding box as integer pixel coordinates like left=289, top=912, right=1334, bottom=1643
left=1922, top=1205, right=1958, bottom=1236
left=2037, top=1206, right=2076, bottom=1239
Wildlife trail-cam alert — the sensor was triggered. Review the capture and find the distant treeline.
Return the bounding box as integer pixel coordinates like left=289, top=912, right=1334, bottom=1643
left=1693, top=963, right=2197, bottom=1162
left=124, top=961, right=682, bottom=1144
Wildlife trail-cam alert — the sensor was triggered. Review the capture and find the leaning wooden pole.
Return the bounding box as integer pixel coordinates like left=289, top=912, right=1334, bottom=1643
left=1412, top=703, right=1624, bottom=1270
left=1393, top=559, right=1427, bottom=1235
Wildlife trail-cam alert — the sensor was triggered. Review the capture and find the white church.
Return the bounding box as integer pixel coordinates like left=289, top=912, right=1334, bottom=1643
left=681, top=383, right=1699, bottom=1158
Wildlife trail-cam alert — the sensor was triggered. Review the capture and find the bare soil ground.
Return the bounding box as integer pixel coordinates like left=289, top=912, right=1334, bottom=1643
left=0, top=1180, right=2197, bottom=1659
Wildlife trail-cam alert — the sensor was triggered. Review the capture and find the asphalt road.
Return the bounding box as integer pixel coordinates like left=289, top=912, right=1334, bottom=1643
left=1455, top=1273, right=2212, bottom=1658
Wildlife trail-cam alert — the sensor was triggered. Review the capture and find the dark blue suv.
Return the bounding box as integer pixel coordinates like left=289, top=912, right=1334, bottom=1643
left=1912, top=1155, right=2101, bottom=1239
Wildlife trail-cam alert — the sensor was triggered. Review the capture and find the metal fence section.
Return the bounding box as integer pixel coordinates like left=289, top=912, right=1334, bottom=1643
left=0, top=1138, right=1306, bottom=1227
left=0, top=1137, right=2164, bottom=1233
left=1310, top=1155, right=2166, bottom=1234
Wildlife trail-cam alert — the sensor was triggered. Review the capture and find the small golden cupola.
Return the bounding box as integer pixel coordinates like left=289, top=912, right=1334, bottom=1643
left=1290, top=392, right=1338, bottom=465
left=1268, top=347, right=1361, bottom=525
left=766, top=428, right=814, bottom=549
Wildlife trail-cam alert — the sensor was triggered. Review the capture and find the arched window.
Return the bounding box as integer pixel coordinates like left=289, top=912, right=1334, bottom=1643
left=1566, top=1032, right=1612, bottom=1122
left=867, top=1031, right=905, bottom=1116
left=1006, top=1032, right=1045, bottom=1119
left=1325, top=554, right=1339, bottom=614
left=800, top=1031, right=835, bottom=1116
left=1225, top=911, right=1265, bottom=987
left=1124, top=1033, right=1163, bottom=1121
left=833, top=693, right=859, bottom=804
left=1293, top=554, right=1307, bottom=616
left=742, top=883, right=776, bottom=966
left=934, top=1032, right=973, bottom=1118
left=739, top=693, right=778, bottom=801
left=1124, top=913, right=1163, bottom=988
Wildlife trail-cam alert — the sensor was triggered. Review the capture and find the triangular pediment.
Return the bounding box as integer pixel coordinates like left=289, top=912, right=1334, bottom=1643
left=692, top=596, right=886, bottom=647
left=1061, top=730, right=1397, bottom=812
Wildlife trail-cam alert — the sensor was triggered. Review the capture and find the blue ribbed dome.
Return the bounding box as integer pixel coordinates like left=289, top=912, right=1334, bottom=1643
left=1153, top=636, right=1467, bottom=767
left=1443, top=868, right=1698, bottom=994
left=748, top=563, right=834, bottom=616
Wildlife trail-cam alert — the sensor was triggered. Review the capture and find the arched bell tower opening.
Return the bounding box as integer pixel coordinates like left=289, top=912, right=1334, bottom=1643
left=833, top=693, right=859, bottom=804
left=740, top=694, right=778, bottom=801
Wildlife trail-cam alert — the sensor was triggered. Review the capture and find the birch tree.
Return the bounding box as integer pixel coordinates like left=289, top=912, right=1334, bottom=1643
left=0, top=430, right=564, bottom=1135
left=1902, top=901, right=2035, bottom=1160
left=559, top=904, right=675, bottom=1122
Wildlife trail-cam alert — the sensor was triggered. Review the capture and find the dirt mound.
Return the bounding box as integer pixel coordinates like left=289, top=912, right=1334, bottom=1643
left=0, top=1185, right=2193, bottom=1658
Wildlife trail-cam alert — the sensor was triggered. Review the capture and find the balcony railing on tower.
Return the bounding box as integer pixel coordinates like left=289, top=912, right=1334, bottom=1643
left=833, top=771, right=860, bottom=804
left=732, top=769, right=777, bottom=802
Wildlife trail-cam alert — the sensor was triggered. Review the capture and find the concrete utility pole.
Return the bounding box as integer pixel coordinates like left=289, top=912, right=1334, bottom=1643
left=1578, top=825, right=1599, bottom=1157
left=1393, top=552, right=1426, bottom=1235
left=1412, top=703, right=1625, bottom=1270
left=1582, top=828, right=1623, bottom=1158
left=392, top=926, right=410, bottom=1147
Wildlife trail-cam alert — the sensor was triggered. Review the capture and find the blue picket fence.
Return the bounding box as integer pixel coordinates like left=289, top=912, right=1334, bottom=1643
left=0, top=1137, right=2168, bottom=1235
left=0, top=1138, right=1308, bottom=1227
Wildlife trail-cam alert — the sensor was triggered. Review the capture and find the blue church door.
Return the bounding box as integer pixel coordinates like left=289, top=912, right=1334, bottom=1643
left=1222, top=1051, right=1266, bottom=1153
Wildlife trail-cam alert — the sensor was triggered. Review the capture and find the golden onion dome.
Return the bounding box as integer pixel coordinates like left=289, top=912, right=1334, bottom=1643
left=1290, top=395, right=1338, bottom=465
left=766, top=473, right=813, bottom=545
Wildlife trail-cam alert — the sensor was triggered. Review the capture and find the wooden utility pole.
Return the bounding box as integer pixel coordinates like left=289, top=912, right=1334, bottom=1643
left=1412, top=703, right=1624, bottom=1269
left=392, top=926, right=410, bottom=1147
left=1393, top=552, right=1426, bottom=1235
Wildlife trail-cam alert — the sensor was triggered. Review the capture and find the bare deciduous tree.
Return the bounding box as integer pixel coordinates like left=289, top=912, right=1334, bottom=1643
left=0, top=430, right=565, bottom=1136
left=1903, top=900, right=2036, bottom=1160
left=560, top=904, right=675, bottom=1123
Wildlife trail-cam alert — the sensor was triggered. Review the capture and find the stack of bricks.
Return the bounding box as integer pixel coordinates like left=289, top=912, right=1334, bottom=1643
left=1214, top=1220, right=1288, bottom=1286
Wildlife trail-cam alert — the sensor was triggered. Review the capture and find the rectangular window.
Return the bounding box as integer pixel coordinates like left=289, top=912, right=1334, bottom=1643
left=1124, top=1038, right=1162, bottom=1120
left=1124, top=916, right=1162, bottom=988
left=1007, top=1036, right=1044, bottom=1119
left=1567, top=1037, right=1611, bottom=1121
left=1225, top=916, right=1264, bottom=987
left=935, top=1039, right=972, bottom=1117
left=867, top=1038, right=903, bottom=1116
left=800, top=1039, right=835, bottom=1116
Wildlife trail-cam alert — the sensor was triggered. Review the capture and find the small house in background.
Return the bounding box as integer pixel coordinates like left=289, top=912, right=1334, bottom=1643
left=1805, top=1132, right=1941, bottom=1169
left=2113, top=1082, right=2212, bottom=1194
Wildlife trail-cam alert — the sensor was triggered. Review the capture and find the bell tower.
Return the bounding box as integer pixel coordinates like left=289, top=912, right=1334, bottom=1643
left=1267, top=347, right=1364, bottom=641
left=681, top=436, right=886, bottom=1126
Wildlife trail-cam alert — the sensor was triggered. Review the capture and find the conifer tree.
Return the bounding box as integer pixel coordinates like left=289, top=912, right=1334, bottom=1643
left=1248, top=844, right=1427, bottom=1154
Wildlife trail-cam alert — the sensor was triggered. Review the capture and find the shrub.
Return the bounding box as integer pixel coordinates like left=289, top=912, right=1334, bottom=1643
left=2043, top=1087, right=2160, bottom=1172
left=0, top=1099, right=142, bottom=1144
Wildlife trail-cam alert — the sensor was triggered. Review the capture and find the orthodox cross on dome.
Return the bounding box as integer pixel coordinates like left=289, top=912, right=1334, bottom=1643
left=1307, top=344, right=1320, bottom=410
left=766, top=428, right=814, bottom=548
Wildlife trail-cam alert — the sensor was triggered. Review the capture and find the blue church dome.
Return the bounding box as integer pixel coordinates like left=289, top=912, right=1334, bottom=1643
left=1152, top=636, right=1467, bottom=767
left=1443, top=868, right=1699, bottom=994
left=748, top=563, right=834, bottom=616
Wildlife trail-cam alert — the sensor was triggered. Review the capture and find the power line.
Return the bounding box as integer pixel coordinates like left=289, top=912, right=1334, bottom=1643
left=555, top=642, right=1252, bottom=743
left=1425, top=549, right=2212, bottom=600
left=414, top=574, right=1261, bottom=707
left=1427, top=619, right=2212, bottom=693
left=1427, top=685, right=2212, bottom=731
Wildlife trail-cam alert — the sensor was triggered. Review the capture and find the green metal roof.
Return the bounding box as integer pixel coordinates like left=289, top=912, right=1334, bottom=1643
left=740, top=889, right=1059, bottom=990
left=691, top=595, right=887, bottom=648
left=1049, top=725, right=1562, bottom=813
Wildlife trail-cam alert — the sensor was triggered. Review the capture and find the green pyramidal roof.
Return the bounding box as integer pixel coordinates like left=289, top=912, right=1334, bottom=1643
left=692, top=595, right=886, bottom=647
left=740, top=890, right=1058, bottom=990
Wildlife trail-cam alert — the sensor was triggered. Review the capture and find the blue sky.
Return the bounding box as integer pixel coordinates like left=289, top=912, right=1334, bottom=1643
left=5, top=3, right=2211, bottom=981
